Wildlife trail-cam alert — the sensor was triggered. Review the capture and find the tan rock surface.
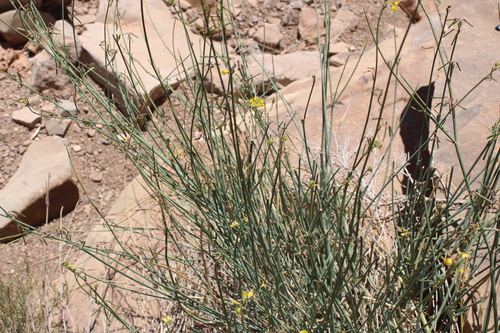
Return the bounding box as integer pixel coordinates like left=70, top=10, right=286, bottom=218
left=61, top=177, right=170, bottom=332
left=0, top=10, right=55, bottom=46
left=79, top=0, right=226, bottom=116
left=271, top=12, right=441, bottom=193
left=0, top=136, right=79, bottom=242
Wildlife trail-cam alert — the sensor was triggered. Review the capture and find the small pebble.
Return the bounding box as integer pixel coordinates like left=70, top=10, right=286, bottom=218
left=99, top=138, right=110, bottom=145
left=90, top=170, right=103, bottom=182
left=72, top=145, right=82, bottom=152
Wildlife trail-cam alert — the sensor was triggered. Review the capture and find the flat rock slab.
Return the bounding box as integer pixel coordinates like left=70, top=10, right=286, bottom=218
left=437, top=2, right=500, bottom=331
left=432, top=0, right=500, bottom=187
left=247, top=51, right=322, bottom=91
left=0, top=9, right=55, bottom=46
left=12, top=106, right=41, bottom=128
left=79, top=0, right=224, bottom=116
left=0, top=136, right=79, bottom=242
left=62, top=176, right=166, bottom=331
left=270, top=12, right=442, bottom=193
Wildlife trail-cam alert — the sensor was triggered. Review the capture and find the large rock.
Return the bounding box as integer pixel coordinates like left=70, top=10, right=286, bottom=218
left=0, top=136, right=79, bottom=242
left=0, top=9, right=55, bottom=45
left=270, top=10, right=442, bottom=193
left=247, top=51, right=321, bottom=92
left=435, top=1, right=500, bottom=330
left=298, top=6, right=325, bottom=45
left=431, top=0, right=500, bottom=191
left=79, top=0, right=225, bottom=117
left=329, top=7, right=357, bottom=42
left=253, top=23, right=283, bottom=49
left=60, top=177, right=174, bottom=332
left=29, top=20, right=81, bottom=92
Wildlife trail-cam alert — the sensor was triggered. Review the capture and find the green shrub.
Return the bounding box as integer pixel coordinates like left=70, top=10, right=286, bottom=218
left=5, top=0, right=500, bottom=332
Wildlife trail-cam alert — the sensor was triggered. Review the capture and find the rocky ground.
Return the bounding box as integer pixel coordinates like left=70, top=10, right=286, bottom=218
left=0, top=0, right=413, bottom=327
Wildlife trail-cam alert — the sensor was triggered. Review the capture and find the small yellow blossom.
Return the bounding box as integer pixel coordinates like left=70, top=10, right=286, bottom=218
left=399, top=227, right=409, bottom=237
left=161, top=316, right=173, bottom=326
left=300, top=330, right=309, bottom=333
left=236, top=307, right=243, bottom=314
left=242, top=290, right=254, bottom=299
left=389, top=1, right=400, bottom=11
left=457, top=249, right=470, bottom=260
left=232, top=299, right=240, bottom=305
left=221, top=69, right=230, bottom=75
left=62, top=261, right=77, bottom=272
left=443, top=257, right=453, bottom=267
left=230, top=221, right=239, bottom=228
left=260, top=282, right=266, bottom=288
left=249, top=96, right=265, bottom=107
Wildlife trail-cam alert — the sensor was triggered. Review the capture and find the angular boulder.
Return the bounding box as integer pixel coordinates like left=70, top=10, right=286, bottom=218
left=253, top=23, right=283, bottom=49
left=0, top=9, right=55, bottom=45
left=247, top=51, right=321, bottom=92
left=79, top=0, right=225, bottom=117
left=298, top=6, right=325, bottom=45
left=11, top=106, right=41, bottom=128
left=29, top=20, right=81, bottom=92
left=0, top=136, right=79, bottom=242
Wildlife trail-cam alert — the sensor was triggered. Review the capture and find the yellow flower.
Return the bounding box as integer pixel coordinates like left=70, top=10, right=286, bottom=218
left=221, top=69, right=230, bottom=75
left=230, top=221, right=239, bottom=228
left=443, top=257, right=453, bottom=267
left=242, top=290, right=254, bottom=299
left=232, top=299, right=240, bottom=305
left=389, top=1, right=400, bottom=11
left=161, top=316, right=173, bottom=326
left=249, top=96, right=265, bottom=107
left=62, top=261, right=77, bottom=272
left=299, top=330, right=309, bottom=333
left=457, top=249, right=470, bottom=260
left=260, top=282, right=266, bottom=288
left=236, top=307, right=243, bottom=314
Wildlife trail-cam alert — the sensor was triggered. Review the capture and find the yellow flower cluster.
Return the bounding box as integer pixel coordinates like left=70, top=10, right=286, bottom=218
left=242, top=290, right=255, bottom=299
left=389, top=1, right=400, bottom=11
left=249, top=96, right=265, bottom=107
left=161, top=316, right=173, bottom=326
left=443, top=249, right=470, bottom=269
left=233, top=290, right=255, bottom=315
left=62, top=261, right=77, bottom=272
left=221, top=69, right=230, bottom=75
